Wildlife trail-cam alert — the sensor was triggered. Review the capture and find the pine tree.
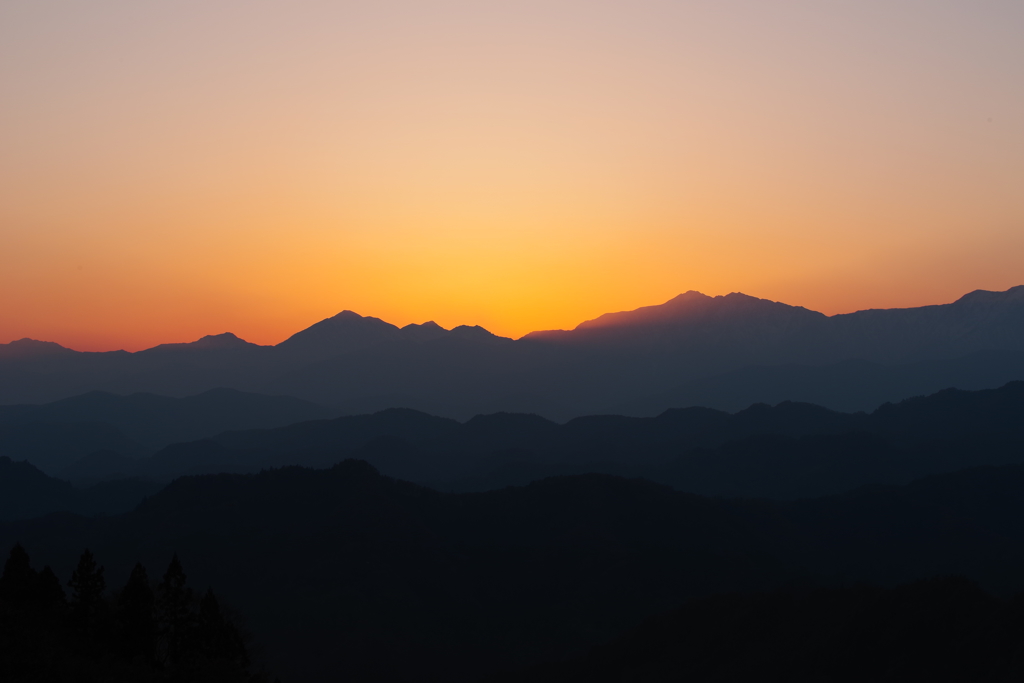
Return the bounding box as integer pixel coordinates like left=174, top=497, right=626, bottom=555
left=68, top=548, right=106, bottom=633
left=157, top=553, right=194, bottom=669
left=197, top=588, right=248, bottom=667
left=0, top=544, right=37, bottom=608
left=35, top=565, right=67, bottom=616
left=0, top=545, right=260, bottom=681
left=119, top=562, right=157, bottom=663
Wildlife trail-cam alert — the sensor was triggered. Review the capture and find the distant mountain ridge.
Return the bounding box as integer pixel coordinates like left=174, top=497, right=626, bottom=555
left=2, top=286, right=1023, bottom=418
left=29, top=380, right=1024, bottom=504
left=0, top=388, right=333, bottom=474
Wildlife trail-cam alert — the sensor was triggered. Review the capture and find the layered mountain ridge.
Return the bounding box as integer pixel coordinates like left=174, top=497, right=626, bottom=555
left=6, top=379, right=1024, bottom=506
left=2, top=286, right=1023, bottom=419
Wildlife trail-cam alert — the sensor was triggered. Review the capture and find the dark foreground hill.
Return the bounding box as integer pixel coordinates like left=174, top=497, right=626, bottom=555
left=86, top=381, right=1024, bottom=502
left=8, top=460, right=1024, bottom=681
left=3, top=286, right=1023, bottom=419
left=0, top=457, right=162, bottom=520
left=499, top=578, right=1024, bottom=683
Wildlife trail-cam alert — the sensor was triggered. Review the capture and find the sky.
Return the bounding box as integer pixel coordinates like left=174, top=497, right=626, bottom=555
left=2, top=1, right=1023, bottom=351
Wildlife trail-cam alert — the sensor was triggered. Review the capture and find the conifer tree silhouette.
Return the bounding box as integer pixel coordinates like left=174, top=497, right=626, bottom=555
left=197, top=588, right=248, bottom=666
left=36, top=566, right=66, bottom=608
left=158, top=553, right=194, bottom=669
left=68, top=549, right=106, bottom=634
left=118, top=562, right=157, bottom=663
left=0, top=545, right=39, bottom=681
left=0, top=544, right=263, bottom=682
left=0, top=544, right=36, bottom=608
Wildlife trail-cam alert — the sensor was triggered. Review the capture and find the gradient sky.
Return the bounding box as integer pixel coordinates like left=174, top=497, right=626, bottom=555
left=2, top=1, right=1023, bottom=351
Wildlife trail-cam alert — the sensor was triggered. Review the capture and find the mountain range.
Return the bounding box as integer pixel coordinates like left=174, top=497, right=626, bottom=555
left=4, top=286, right=1024, bottom=681
left=5, top=380, right=1024, bottom=519
left=3, top=286, right=1024, bottom=419
left=86, top=380, right=1024, bottom=499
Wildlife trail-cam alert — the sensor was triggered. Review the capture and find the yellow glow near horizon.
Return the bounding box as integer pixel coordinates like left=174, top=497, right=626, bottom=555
left=2, top=1, right=1023, bottom=351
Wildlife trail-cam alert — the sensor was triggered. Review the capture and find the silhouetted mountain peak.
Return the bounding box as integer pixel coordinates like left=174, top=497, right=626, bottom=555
left=0, top=338, right=77, bottom=358
left=143, top=332, right=259, bottom=353
left=291, top=309, right=398, bottom=333
left=664, top=289, right=714, bottom=305
left=277, top=310, right=402, bottom=359
left=333, top=309, right=362, bottom=319
left=450, top=325, right=506, bottom=342
left=190, top=332, right=256, bottom=349
left=403, top=320, right=444, bottom=330
left=400, top=320, right=449, bottom=342
left=572, top=291, right=825, bottom=333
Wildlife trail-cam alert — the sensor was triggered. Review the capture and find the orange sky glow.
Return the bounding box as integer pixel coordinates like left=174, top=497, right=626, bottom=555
left=2, top=1, right=1023, bottom=351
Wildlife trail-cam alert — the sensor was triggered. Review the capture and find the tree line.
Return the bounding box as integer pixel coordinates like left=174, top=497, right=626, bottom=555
left=0, top=543, right=276, bottom=682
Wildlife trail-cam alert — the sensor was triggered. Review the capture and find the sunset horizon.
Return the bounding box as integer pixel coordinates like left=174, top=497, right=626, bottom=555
left=2, top=4, right=1024, bottom=681
left=4, top=2, right=1021, bottom=352
left=6, top=282, right=1024, bottom=353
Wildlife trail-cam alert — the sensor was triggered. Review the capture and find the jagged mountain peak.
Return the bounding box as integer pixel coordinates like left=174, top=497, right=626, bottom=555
left=400, top=320, right=449, bottom=342
left=404, top=320, right=444, bottom=330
